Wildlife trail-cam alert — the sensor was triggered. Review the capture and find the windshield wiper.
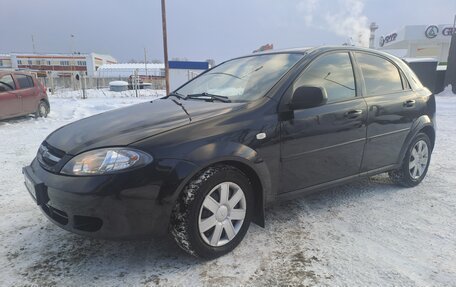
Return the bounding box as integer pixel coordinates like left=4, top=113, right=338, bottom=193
left=240, top=65, right=263, bottom=78
left=166, top=91, right=187, bottom=100
left=208, top=72, right=242, bottom=80
left=187, top=92, right=231, bottom=103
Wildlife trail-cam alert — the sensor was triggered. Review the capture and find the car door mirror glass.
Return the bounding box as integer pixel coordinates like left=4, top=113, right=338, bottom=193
left=291, top=86, right=328, bottom=110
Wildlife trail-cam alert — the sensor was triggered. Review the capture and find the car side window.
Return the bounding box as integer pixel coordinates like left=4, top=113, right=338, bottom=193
left=16, top=74, right=34, bottom=89
left=355, top=53, right=404, bottom=96
left=294, top=52, right=356, bottom=104
left=27, top=75, right=35, bottom=87
left=0, top=75, right=16, bottom=92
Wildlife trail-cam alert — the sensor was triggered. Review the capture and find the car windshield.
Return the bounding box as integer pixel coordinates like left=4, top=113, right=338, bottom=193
left=175, top=53, right=303, bottom=102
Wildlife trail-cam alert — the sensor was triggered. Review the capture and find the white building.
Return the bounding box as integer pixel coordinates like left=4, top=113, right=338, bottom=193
left=97, top=60, right=210, bottom=91
left=0, top=54, right=12, bottom=69
left=0, top=52, right=117, bottom=77
left=97, top=63, right=165, bottom=78
left=378, top=24, right=454, bottom=63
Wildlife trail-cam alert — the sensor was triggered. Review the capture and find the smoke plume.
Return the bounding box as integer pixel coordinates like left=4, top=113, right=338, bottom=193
left=298, top=0, right=370, bottom=47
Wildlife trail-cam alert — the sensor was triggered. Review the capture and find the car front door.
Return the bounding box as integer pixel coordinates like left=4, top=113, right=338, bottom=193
left=353, top=52, right=421, bottom=172
left=279, top=51, right=367, bottom=193
left=0, top=74, right=21, bottom=119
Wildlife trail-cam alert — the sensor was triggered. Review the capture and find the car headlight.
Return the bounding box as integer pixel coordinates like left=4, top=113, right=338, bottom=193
left=61, top=148, right=153, bottom=176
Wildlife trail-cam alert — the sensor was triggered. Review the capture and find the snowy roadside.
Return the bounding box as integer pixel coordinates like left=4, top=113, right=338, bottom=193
left=0, top=88, right=455, bottom=286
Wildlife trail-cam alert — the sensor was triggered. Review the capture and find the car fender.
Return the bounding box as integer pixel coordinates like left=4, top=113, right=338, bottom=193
left=166, top=142, right=270, bottom=227
left=398, top=115, right=435, bottom=163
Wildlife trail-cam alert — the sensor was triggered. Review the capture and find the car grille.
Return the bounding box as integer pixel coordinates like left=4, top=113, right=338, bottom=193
left=37, top=142, right=66, bottom=170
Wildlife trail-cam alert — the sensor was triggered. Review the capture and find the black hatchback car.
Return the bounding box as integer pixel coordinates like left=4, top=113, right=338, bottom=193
left=23, top=46, right=435, bottom=258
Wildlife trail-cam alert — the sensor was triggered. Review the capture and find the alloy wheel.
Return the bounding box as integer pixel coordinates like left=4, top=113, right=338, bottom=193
left=409, top=140, right=429, bottom=180
left=198, top=182, right=246, bottom=247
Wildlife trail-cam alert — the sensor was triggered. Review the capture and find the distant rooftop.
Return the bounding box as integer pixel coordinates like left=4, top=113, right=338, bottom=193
left=99, top=63, right=164, bottom=69
left=97, top=60, right=210, bottom=77
left=97, top=63, right=164, bottom=77
left=0, top=52, right=116, bottom=60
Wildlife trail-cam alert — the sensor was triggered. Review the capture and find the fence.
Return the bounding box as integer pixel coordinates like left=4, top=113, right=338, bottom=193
left=38, top=76, right=165, bottom=92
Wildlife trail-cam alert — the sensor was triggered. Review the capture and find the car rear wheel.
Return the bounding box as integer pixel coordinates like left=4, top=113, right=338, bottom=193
left=170, top=165, right=253, bottom=259
left=389, top=132, right=432, bottom=187
left=35, top=100, right=49, bottom=118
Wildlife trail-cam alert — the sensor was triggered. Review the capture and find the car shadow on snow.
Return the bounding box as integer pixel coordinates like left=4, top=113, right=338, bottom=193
left=0, top=115, right=39, bottom=125
left=15, top=173, right=404, bottom=285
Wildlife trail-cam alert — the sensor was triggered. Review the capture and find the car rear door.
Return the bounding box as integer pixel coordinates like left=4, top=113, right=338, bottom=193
left=279, top=51, right=367, bottom=193
left=15, top=74, right=38, bottom=114
left=0, top=74, right=21, bottom=119
left=353, top=52, right=421, bottom=172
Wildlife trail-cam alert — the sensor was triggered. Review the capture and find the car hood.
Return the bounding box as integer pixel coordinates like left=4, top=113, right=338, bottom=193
left=45, top=98, right=244, bottom=155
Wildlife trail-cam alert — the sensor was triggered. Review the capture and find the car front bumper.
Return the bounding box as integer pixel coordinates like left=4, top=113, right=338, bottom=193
left=23, top=157, right=198, bottom=239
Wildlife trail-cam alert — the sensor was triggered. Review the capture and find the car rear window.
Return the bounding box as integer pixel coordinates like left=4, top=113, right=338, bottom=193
left=16, top=74, right=35, bottom=89
left=0, top=75, right=16, bottom=92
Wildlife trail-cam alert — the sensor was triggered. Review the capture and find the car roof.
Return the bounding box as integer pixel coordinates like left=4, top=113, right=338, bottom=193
left=232, top=45, right=423, bottom=90
left=0, top=70, right=34, bottom=77
left=250, top=45, right=401, bottom=59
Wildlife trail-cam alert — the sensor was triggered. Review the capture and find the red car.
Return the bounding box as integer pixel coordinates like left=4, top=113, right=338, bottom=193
left=0, top=71, right=50, bottom=120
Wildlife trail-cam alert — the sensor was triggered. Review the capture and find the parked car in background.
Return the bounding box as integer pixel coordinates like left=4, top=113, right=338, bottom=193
left=0, top=71, right=50, bottom=120
left=23, top=46, right=435, bottom=259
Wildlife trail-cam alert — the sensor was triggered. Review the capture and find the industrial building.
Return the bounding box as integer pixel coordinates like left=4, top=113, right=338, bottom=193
left=97, top=63, right=164, bottom=78
left=0, top=52, right=117, bottom=77
left=378, top=24, right=454, bottom=63
left=0, top=52, right=210, bottom=91
left=97, top=60, right=210, bottom=91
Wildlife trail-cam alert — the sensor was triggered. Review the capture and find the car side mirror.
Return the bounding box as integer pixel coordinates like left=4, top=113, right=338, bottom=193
left=290, top=86, right=328, bottom=110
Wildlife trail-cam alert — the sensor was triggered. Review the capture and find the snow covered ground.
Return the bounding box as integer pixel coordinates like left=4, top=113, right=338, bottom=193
left=0, top=88, right=455, bottom=286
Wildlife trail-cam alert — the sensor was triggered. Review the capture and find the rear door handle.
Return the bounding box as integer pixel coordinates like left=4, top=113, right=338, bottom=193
left=344, top=110, right=363, bottom=119
left=403, top=100, right=416, bottom=107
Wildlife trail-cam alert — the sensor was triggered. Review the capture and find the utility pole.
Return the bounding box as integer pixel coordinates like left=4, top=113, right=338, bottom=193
left=31, top=35, right=36, bottom=53
left=134, top=69, right=139, bottom=98
left=70, top=34, right=75, bottom=90
left=161, top=0, right=170, bottom=95
left=144, top=48, right=148, bottom=77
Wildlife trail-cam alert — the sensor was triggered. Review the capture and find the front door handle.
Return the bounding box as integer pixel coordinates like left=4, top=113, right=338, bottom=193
left=403, top=100, right=416, bottom=107
left=344, top=109, right=363, bottom=119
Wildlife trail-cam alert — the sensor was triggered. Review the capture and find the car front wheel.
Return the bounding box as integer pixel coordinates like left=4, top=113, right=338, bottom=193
left=170, top=165, right=253, bottom=259
left=389, top=132, right=432, bottom=187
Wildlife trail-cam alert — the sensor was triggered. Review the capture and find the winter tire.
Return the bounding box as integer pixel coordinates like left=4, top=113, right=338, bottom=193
left=170, top=165, right=253, bottom=259
left=389, top=132, right=432, bottom=187
left=35, top=100, right=49, bottom=118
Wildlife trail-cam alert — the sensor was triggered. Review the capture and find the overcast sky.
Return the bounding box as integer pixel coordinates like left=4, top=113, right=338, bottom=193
left=1, top=0, right=455, bottom=63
